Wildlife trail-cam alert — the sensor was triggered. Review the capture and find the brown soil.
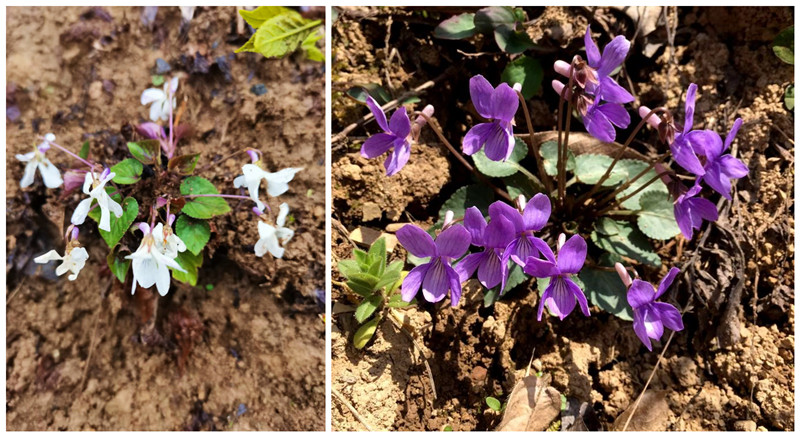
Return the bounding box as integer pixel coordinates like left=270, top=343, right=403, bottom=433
left=6, top=6, right=325, bottom=430
left=331, top=6, right=794, bottom=431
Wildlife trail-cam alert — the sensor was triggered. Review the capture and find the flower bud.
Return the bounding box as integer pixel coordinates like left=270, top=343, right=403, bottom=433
left=615, top=262, right=633, bottom=287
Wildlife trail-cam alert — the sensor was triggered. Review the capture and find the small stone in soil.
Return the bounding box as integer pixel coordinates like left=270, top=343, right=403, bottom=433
left=250, top=84, right=268, bottom=96
left=155, top=58, right=171, bottom=74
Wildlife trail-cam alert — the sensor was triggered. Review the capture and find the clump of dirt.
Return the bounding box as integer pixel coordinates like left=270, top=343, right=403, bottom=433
left=6, top=6, right=324, bottom=430
left=331, top=6, right=794, bottom=431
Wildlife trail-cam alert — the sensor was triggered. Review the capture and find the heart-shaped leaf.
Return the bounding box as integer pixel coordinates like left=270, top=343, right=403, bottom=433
left=590, top=218, right=660, bottom=266
left=111, top=158, right=143, bottom=184
left=434, top=13, right=477, bottom=40
left=175, top=215, right=211, bottom=255
left=501, top=55, right=543, bottom=99
left=180, top=176, right=231, bottom=219
left=88, top=197, right=139, bottom=248
left=574, top=154, right=627, bottom=185
left=127, top=140, right=161, bottom=165
left=171, top=249, right=203, bottom=286
left=168, top=153, right=201, bottom=175
left=636, top=191, right=681, bottom=240
left=473, top=138, right=528, bottom=177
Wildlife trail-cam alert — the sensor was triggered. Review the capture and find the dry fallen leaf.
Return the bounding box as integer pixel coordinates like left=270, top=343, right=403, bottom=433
left=612, top=390, right=670, bottom=431
left=495, top=374, right=562, bottom=431
left=531, top=131, right=650, bottom=160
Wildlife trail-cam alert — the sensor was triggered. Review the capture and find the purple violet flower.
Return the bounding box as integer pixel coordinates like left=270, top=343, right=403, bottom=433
left=674, top=183, right=718, bottom=239
left=668, top=83, right=709, bottom=176
left=462, top=75, right=519, bottom=162
left=397, top=223, right=471, bottom=306
left=694, top=118, right=749, bottom=200
left=454, top=206, right=515, bottom=291
left=626, top=267, right=684, bottom=351
left=361, top=95, right=412, bottom=176
left=523, top=234, right=590, bottom=320
left=583, top=26, right=634, bottom=105
left=489, top=194, right=551, bottom=269
left=583, top=101, right=631, bottom=144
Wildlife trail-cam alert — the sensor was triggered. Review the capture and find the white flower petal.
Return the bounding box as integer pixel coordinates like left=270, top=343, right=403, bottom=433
left=155, top=262, right=172, bottom=296
left=97, top=196, right=112, bottom=232
left=71, top=198, right=94, bottom=225
left=20, top=161, right=38, bottom=188
left=233, top=174, right=245, bottom=189
left=149, top=100, right=163, bottom=122
left=38, top=160, right=63, bottom=188
left=132, top=256, right=159, bottom=289
left=106, top=196, right=124, bottom=218
left=168, top=77, right=179, bottom=94
left=141, top=88, right=165, bottom=105
left=264, top=167, right=303, bottom=197
left=34, top=250, right=64, bottom=264
left=276, top=203, right=290, bottom=227
left=16, top=152, right=35, bottom=162
left=83, top=172, right=95, bottom=193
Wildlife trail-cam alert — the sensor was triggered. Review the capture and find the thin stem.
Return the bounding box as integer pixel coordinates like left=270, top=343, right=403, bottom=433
left=622, top=329, right=676, bottom=431
left=183, top=193, right=253, bottom=201
left=577, top=108, right=669, bottom=207
left=515, top=90, right=552, bottom=194
left=168, top=90, right=174, bottom=159
left=47, top=141, right=96, bottom=170
left=557, top=58, right=579, bottom=208
left=594, top=170, right=670, bottom=216
left=593, top=153, right=668, bottom=209
left=197, top=149, right=248, bottom=173
left=415, top=112, right=512, bottom=202
left=560, top=98, right=574, bottom=206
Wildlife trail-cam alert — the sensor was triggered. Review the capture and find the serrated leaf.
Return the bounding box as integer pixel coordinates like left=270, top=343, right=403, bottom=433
left=180, top=176, right=231, bottom=219
left=172, top=249, right=203, bottom=286
left=501, top=56, right=543, bottom=99
left=494, top=25, right=535, bottom=54
left=106, top=249, right=131, bottom=284
left=127, top=140, right=161, bottom=165
left=636, top=191, right=681, bottom=240
left=168, top=153, right=200, bottom=175
left=251, top=14, right=322, bottom=59
left=111, top=158, right=143, bottom=184
left=474, top=6, right=516, bottom=32
left=79, top=141, right=90, bottom=160
left=434, top=13, right=476, bottom=40
left=614, top=160, right=668, bottom=210
left=175, top=215, right=211, bottom=255
left=88, top=197, right=139, bottom=248
left=772, top=25, right=794, bottom=65
left=353, top=316, right=380, bottom=349
left=580, top=252, right=633, bottom=321
left=239, top=6, right=296, bottom=29
left=436, top=184, right=495, bottom=228
left=574, top=154, right=627, bottom=185
left=590, top=218, right=660, bottom=267
left=355, top=294, right=383, bottom=323
left=473, top=138, right=528, bottom=177
left=301, top=31, right=324, bottom=62
left=539, top=140, right=575, bottom=176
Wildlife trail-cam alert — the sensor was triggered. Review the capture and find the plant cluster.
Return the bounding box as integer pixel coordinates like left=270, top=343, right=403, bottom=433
left=21, top=76, right=303, bottom=298
left=345, top=25, right=749, bottom=351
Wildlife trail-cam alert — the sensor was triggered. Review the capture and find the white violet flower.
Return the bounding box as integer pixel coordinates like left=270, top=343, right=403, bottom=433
left=34, top=228, right=88, bottom=281
left=126, top=223, right=187, bottom=296
left=141, top=76, right=179, bottom=122
left=71, top=168, right=123, bottom=232
left=16, top=133, right=63, bottom=188
left=255, top=202, right=295, bottom=259
left=234, top=163, right=303, bottom=212
left=159, top=214, right=187, bottom=258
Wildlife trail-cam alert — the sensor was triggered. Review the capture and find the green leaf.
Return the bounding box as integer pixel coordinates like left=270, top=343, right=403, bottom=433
left=636, top=191, right=681, bottom=240
left=772, top=25, right=794, bottom=65
left=106, top=249, right=131, bottom=284
left=504, top=171, right=544, bottom=201
left=337, top=259, right=362, bottom=279
left=386, top=293, right=415, bottom=308
left=539, top=140, right=575, bottom=176
left=88, top=197, right=139, bottom=248
left=239, top=6, right=296, bottom=28
left=301, top=32, right=324, bottom=62
left=494, top=25, right=535, bottom=54
left=355, top=294, right=383, bottom=323
left=250, top=13, right=322, bottom=59
left=590, top=218, right=660, bottom=267
left=180, top=176, right=231, bottom=219
left=110, top=158, right=143, bottom=185
left=501, top=56, right=543, bottom=99
left=367, top=237, right=387, bottom=277
left=236, top=34, right=257, bottom=53
left=614, top=159, right=668, bottom=210
left=486, top=396, right=502, bottom=412
left=151, top=75, right=165, bottom=86
left=483, top=263, right=527, bottom=307
left=580, top=253, right=633, bottom=321
left=436, top=184, right=495, bottom=228
left=353, top=248, right=369, bottom=268
left=353, top=316, right=380, bottom=349
left=474, top=6, right=515, bottom=32
left=168, top=153, right=200, bottom=175
left=175, top=215, right=211, bottom=255
left=574, top=154, right=627, bottom=185
left=473, top=138, right=528, bottom=177
left=79, top=141, right=90, bottom=160
left=346, top=84, right=392, bottom=105
left=171, top=249, right=203, bottom=286
left=434, top=13, right=477, bottom=40
left=786, top=84, right=794, bottom=110
left=127, top=140, right=161, bottom=165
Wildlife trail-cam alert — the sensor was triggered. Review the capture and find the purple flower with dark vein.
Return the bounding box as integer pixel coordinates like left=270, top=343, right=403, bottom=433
left=524, top=234, right=590, bottom=321
left=582, top=26, right=635, bottom=105
left=674, top=183, right=718, bottom=239
left=361, top=95, right=412, bottom=176
left=397, top=222, right=471, bottom=306
left=454, top=206, right=515, bottom=291
left=694, top=118, right=749, bottom=200
left=666, top=83, right=709, bottom=176
left=462, top=75, right=519, bottom=162
left=489, top=194, right=551, bottom=270
left=626, top=267, right=684, bottom=351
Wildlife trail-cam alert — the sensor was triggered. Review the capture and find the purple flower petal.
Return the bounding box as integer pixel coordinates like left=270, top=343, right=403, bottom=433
left=671, top=135, right=706, bottom=176
left=483, top=122, right=515, bottom=162
left=655, top=267, right=681, bottom=299
left=384, top=139, right=411, bottom=176
left=489, top=200, right=524, bottom=233
left=686, top=130, right=723, bottom=160
left=388, top=106, right=411, bottom=138
left=642, top=307, right=665, bottom=340
left=546, top=276, right=577, bottom=320
left=462, top=122, right=494, bottom=156
left=365, top=95, right=390, bottom=133
left=567, top=277, right=591, bottom=317
left=683, top=83, right=697, bottom=134
left=455, top=252, right=484, bottom=282
left=397, top=224, right=437, bottom=258
left=674, top=199, right=695, bottom=239
left=536, top=278, right=551, bottom=321
left=522, top=193, right=551, bottom=231
left=584, top=25, right=601, bottom=67
left=596, top=103, right=630, bottom=128
left=484, top=214, right=515, bottom=249
left=361, top=133, right=396, bottom=158
left=435, top=224, right=472, bottom=258
left=719, top=154, right=749, bottom=179
left=597, top=77, right=634, bottom=104
left=422, top=258, right=450, bottom=303
left=402, top=263, right=429, bottom=302
left=556, top=235, right=587, bottom=274
left=652, top=301, right=684, bottom=332
left=723, top=118, right=743, bottom=152
left=532, top=237, right=555, bottom=263
left=597, top=35, right=630, bottom=77
left=477, top=250, right=504, bottom=289
left=510, top=235, right=539, bottom=266
left=627, top=279, right=655, bottom=309
left=523, top=256, right=559, bottom=278
left=446, top=264, right=463, bottom=306
left=490, top=83, right=519, bottom=123
left=632, top=308, right=654, bottom=351
left=463, top=206, right=487, bottom=246
left=584, top=105, right=616, bottom=143
left=469, top=75, right=496, bottom=120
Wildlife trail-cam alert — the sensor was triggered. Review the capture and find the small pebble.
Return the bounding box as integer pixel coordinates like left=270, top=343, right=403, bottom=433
left=250, top=84, right=268, bottom=96
left=155, top=58, right=171, bottom=74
